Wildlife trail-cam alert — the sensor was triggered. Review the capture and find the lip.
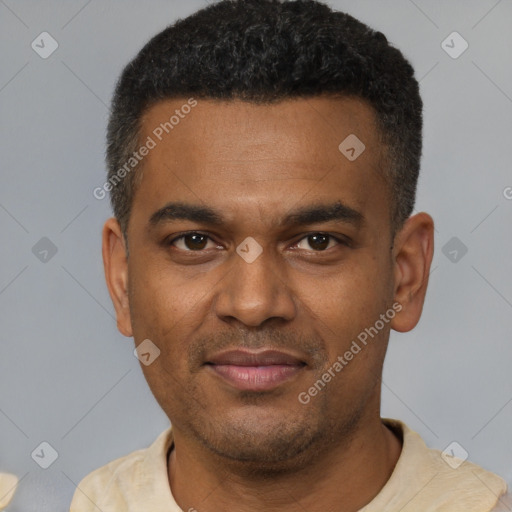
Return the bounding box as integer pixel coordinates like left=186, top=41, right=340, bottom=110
left=205, top=349, right=306, bottom=391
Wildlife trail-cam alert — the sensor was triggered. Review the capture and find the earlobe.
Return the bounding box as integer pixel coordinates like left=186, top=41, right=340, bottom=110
left=390, top=212, right=435, bottom=333
left=102, top=218, right=133, bottom=337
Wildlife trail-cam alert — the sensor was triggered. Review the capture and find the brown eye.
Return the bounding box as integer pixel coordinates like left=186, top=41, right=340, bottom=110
left=170, top=233, right=214, bottom=251
left=295, top=233, right=343, bottom=252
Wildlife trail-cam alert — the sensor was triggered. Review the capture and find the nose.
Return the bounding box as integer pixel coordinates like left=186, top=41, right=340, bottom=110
left=212, top=240, right=297, bottom=328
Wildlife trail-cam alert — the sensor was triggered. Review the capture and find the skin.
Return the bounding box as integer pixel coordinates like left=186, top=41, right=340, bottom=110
left=103, top=95, right=434, bottom=512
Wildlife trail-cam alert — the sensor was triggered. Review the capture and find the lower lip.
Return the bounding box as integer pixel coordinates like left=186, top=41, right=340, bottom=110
left=207, top=364, right=304, bottom=391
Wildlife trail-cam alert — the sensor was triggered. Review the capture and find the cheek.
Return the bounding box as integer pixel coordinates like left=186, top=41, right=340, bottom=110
left=127, top=257, right=212, bottom=379
left=127, top=257, right=186, bottom=341
left=309, top=258, right=388, bottom=313
left=304, top=257, right=392, bottom=356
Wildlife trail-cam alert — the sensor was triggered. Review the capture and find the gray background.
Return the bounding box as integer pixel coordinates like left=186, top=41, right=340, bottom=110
left=1, top=0, right=511, bottom=510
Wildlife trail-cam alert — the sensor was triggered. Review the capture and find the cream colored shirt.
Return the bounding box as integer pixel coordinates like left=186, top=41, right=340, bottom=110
left=70, top=419, right=510, bottom=512
left=0, top=473, right=18, bottom=510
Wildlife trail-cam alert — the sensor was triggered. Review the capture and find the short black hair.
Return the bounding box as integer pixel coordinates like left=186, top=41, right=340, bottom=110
left=106, top=0, right=422, bottom=237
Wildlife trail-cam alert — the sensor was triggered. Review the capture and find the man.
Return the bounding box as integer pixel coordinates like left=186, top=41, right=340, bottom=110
left=72, top=1, right=510, bottom=510
left=0, top=473, right=17, bottom=510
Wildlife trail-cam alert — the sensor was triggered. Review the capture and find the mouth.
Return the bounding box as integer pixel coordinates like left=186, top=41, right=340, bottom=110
left=204, top=349, right=307, bottom=392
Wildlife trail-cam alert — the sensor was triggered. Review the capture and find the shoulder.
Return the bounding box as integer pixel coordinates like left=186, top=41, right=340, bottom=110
left=70, top=446, right=148, bottom=511
left=70, top=428, right=173, bottom=512
left=490, top=491, right=512, bottom=511
left=380, top=419, right=508, bottom=512
left=0, top=473, right=18, bottom=510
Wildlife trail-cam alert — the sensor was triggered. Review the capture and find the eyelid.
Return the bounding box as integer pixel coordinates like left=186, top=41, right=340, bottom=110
left=291, top=232, right=350, bottom=250
left=166, top=231, right=220, bottom=250
left=166, top=231, right=351, bottom=251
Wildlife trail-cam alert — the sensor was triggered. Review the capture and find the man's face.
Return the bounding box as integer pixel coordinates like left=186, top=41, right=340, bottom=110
left=118, top=96, right=399, bottom=467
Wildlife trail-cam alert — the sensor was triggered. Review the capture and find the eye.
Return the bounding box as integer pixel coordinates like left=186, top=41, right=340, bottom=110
left=294, top=233, right=346, bottom=252
left=168, top=232, right=219, bottom=251
left=166, top=231, right=348, bottom=253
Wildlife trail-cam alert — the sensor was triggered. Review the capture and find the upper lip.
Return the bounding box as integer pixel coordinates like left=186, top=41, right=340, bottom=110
left=205, top=349, right=306, bottom=367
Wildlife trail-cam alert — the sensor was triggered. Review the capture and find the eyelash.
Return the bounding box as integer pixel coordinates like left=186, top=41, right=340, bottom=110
left=166, top=231, right=349, bottom=253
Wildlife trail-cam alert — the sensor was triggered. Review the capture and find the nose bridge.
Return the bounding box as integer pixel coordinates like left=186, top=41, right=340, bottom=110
left=213, top=238, right=296, bottom=327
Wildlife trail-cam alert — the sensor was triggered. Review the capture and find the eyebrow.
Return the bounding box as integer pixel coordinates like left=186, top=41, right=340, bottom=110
left=148, top=200, right=364, bottom=229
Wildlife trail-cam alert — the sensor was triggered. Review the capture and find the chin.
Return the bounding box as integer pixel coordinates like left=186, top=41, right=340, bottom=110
left=189, top=407, right=326, bottom=471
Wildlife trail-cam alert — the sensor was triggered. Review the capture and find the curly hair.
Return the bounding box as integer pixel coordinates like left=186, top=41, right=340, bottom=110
left=106, top=0, right=422, bottom=237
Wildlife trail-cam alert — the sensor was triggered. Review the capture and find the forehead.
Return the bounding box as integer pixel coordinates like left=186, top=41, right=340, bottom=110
left=132, top=96, right=389, bottom=231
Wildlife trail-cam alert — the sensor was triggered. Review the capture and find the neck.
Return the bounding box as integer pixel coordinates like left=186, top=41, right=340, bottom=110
left=168, top=417, right=402, bottom=512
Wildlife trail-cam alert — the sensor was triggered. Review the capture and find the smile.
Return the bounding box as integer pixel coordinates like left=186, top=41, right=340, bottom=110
left=204, top=349, right=307, bottom=391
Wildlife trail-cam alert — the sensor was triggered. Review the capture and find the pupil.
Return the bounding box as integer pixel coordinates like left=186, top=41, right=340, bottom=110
left=186, top=234, right=207, bottom=250
left=310, top=234, right=329, bottom=251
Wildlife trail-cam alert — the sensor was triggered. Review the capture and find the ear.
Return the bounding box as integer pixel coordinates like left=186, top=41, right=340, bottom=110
left=102, top=217, right=133, bottom=337
left=390, top=212, right=434, bottom=333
